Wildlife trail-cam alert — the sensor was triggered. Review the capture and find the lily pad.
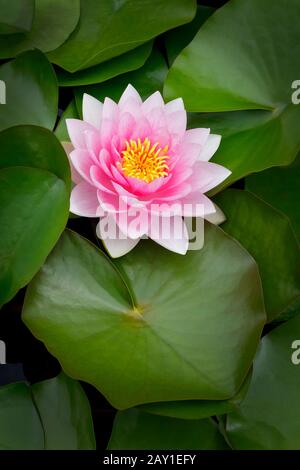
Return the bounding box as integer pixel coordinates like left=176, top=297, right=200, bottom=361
left=75, top=48, right=168, bottom=115
left=226, top=315, right=300, bottom=449
left=0, top=50, right=58, bottom=131
left=0, top=125, right=70, bottom=306
left=23, top=224, right=265, bottom=409
left=165, top=0, right=300, bottom=188
left=0, top=373, right=95, bottom=450
left=215, top=189, right=300, bottom=321
left=246, top=153, right=300, bottom=243
left=48, top=0, right=196, bottom=72
left=108, top=409, right=230, bottom=450
left=57, top=42, right=153, bottom=87
left=0, top=0, right=34, bottom=34
left=0, top=0, right=80, bottom=58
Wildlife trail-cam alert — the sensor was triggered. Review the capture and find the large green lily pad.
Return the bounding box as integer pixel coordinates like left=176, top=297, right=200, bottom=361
left=23, top=224, right=265, bottom=409
left=48, top=0, right=196, bottom=72
left=0, top=125, right=70, bottom=306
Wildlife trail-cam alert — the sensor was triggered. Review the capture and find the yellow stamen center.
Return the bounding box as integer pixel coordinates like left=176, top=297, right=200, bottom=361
left=119, top=138, right=170, bottom=183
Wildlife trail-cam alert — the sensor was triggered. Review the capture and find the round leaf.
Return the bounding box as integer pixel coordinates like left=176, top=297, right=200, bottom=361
left=48, top=0, right=196, bottom=72
left=0, top=50, right=58, bottom=131
left=165, top=0, right=300, bottom=187
left=215, top=189, right=300, bottom=321
left=226, top=315, right=300, bottom=449
left=23, top=225, right=265, bottom=409
left=75, top=48, right=168, bottom=115
left=57, top=42, right=153, bottom=87
left=0, top=126, right=70, bottom=306
left=0, top=0, right=34, bottom=34
left=246, top=153, right=300, bottom=243
left=0, top=0, right=80, bottom=58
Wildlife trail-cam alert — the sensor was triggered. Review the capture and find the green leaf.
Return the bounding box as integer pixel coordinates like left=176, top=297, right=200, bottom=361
left=75, top=48, right=168, bottom=116
left=55, top=99, right=79, bottom=142
left=0, top=373, right=95, bottom=450
left=0, top=0, right=80, bottom=58
left=108, top=409, right=230, bottom=450
left=215, top=190, right=300, bottom=322
left=226, top=315, right=300, bottom=449
left=138, top=370, right=252, bottom=420
left=48, top=0, right=196, bottom=72
left=0, top=0, right=34, bottom=34
left=0, top=125, right=70, bottom=306
left=31, top=373, right=96, bottom=450
left=246, top=153, right=300, bottom=243
left=165, top=6, right=214, bottom=65
left=57, top=42, right=153, bottom=87
left=0, top=50, right=58, bottom=131
left=0, top=382, right=44, bottom=449
left=22, top=225, right=265, bottom=409
left=165, top=0, right=300, bottom=187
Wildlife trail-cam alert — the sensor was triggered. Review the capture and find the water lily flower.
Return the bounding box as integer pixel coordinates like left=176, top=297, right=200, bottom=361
left=64, top=85, right=231, bottom=257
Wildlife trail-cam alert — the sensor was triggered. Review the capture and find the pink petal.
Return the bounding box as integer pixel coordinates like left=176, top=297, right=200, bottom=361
left=199, top=134, right=221, bottom=161
left=90, top=165, right=115, bottom=194
left=113, top=209, right=149, bottom=239
left=149, top=214, right=189, bottom=255
left=99, top=149, right=113, bottom=177
left=205, top=203, right=226, bottom=225
left=118, top=84, right=142, bottom=107
left=70, top=181, right=100, bottom=217
left=96, top=216, right=140, bottom=258
left=166, top=110, right=187, bottom=137
left=66, top=119, right=96, bottom=149
left=62, top=141, right=82, bottom=184
left=97, top=190, right=127, bottom=214
left=142, top=91, right=164, bottom=115
left=179, top=192, right=216, bottom=217
left=184, top=128, right=210, bottom=146
left=191, top=161, right=231, bottom=194
left=69, top=149, right=95, bottom=184
left=102, top=97, right=119, bottom=121
left=82, top=94, right=103, bottom=130
left=165, top=98, right=184, bottom=114
left=118, top=112, right=136, bottom=140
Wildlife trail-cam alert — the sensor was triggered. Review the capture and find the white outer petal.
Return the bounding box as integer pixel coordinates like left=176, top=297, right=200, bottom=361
left=83, top=93, right=103, bottom=129
left=199, top=134, right=221, bottom=161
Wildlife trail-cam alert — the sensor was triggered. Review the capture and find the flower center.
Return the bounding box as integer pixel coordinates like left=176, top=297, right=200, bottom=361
left=119, top=138, right=170, bottom=183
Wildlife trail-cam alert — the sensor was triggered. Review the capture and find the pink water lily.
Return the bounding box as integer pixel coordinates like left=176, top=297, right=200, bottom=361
left=64, top=85, right=231, bottom=257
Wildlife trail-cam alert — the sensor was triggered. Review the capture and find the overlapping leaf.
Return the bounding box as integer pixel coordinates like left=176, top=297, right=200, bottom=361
left=48, top=0, right=197, bottom=72
left=0, top=373, right=95, bottom=450
left=23, top=225, right=265, bottom=409
left=0, top=50, right=58, bottom=131
left=0, top=0, right=80, bottom=58
left=0, top=125, right=70, bottom=305
left=108, top=409, right=229, bottom=450
left=0, top=0, right=34, bottom=34
left=216, top=190, right=300, bottom=321
left=57, top=42, right=153, bottom=87
left=246, top=153, right=300, bottom=243
left=226, top=315, right=300, bottom=449
left=165, top=0, right=300, bottom=188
